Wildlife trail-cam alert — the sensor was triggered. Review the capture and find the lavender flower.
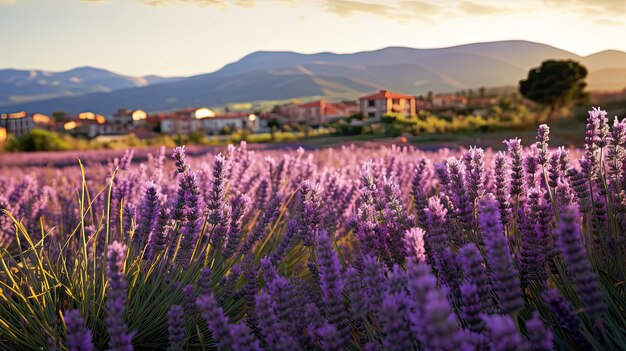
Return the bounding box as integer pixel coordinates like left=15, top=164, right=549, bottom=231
left=411, top=158, right=429, bottom=225
left=378, top=290, right=415, bottom=351
left=555, top=205, right=607, bottom=314
left=270, top=220, right=298, bottom=265
left=567, top=166, right=592, bottom=213
left=64, top=309, right=95, bottom=351
left=526, top=312, right=552, bottom=351
left=240, top=193, right=281, bottom=254
left=135, top=181, right=159, bottom=248
left=167, top=305, right=185, bottom=351
left=362, top=254, right=388, bottom=313
left=406, top=261, right=463, bottom=350
left=542, top=288, right=582, bottom=339
left=172, top=146, right=190, bottom=174
left=177, top=172, right=202, bottom=266
left=316, top=230, right=349, bottom=347
left=229, top=323, right=263, bottom=351
left=403, top=227, right=426, bottom=263
left=478, top=195, right=523, bottom=314
left=255, top=292, right=301, bottom=351
left=106, top=241, right=133, bottom=351
left=344, top=266, right=368, bottom=319
left=483, top=314, right=529, bottom=351
left=536, top=124, right=550, bottom=166
left=459, top=283, right=485, bottom=333
left=494, top=151, right=512, bottom=225
left=504, top=138, right=524, bottom=198
left=295, top=180, right=322, bottom=246
left=459, top=243, right=494, bottom=313
left=447, top=157, right=475, bottom=231
left=196, top=293, right=232, bottom=350
left=223, top=194, right=250, bottom=259
left=463, top=146, right=485, bottom=203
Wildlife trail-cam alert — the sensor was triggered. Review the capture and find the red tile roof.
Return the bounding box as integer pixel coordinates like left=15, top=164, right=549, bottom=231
left=358, top=90, right=415, bottom=100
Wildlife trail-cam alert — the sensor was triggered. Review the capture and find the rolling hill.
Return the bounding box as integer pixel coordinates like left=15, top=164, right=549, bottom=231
left=3, top=40, right=626, bottom=115
left=0, top=66, right=180, bottom=107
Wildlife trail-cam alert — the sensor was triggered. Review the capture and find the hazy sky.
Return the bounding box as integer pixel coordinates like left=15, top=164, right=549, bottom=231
left=1, top=0, right=625, bottom=77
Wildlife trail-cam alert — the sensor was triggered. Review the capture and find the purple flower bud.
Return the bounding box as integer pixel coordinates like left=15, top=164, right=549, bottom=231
left=240, top=193, right=282, bottom=254
left=295, top=180, right=322, bottom=246
left=463, top=147, right=485, bottom=203
left=171, top=146, right=190, bottom=174
left=411, top=158, right=429, bottom=225
left=317, top=323, right=344, bottom=351
left=106, top=241, right=133, bottom=351
left=255, top=292, right=300, bottom=351
left=403, top=227, right=426, bottom=263
left=406, top=262, right=463, bottom=350
left=197, top=266, right=212, bottom=296
left=483, top=314, right=529, bottom=351
left=316, top=230, right=349, bottom=347
left=459, top=283, right=485, bottom=333
left=136, top=181, right=159, bottom=248
left=566, top=166, right=592, bottom=213
left=196, top=293, right=232, bottom=350
left=64, top=309, right=95, bottom=351
left=447, top=157, right=475, bottom=231
left=478, top=195, right=523, bottom=314
left=536, top=124, right=550, bottom=165
left=167, top=305, right=185, bottom=351
left=270, top=220, right=298, bottom=265
left=459, top=243, right=494, bottom=313
left=379, top=291, right=414, bottom=351
left=344, top=266, right=368, bottom=319
left=229, top=323, right=263, bottom=351
left=223, top=194, right=251, bottom=259
left=526, top=311, right=552, bottom=351
left=542, top=288, right=582, bottom=339
left=555, top=205, right=607, bottom=314
left=494, top=151, right=512, bottom=225
left=504, top=138, right=524, bottom=198
left=362, top=254, right=388, bottom=313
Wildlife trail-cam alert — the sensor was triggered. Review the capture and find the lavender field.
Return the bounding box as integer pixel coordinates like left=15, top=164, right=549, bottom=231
left=0, top=107, right=625, bottom=351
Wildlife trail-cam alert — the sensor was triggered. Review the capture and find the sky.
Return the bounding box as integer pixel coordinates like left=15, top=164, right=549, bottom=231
left=0, top=0, right=625, bottom=77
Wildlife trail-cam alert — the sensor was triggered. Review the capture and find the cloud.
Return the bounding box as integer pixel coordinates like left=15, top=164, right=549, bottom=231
left=138, top=0, right=253, bottom=8
left=321, top=0, right=394, bottom=17
left=545, top=0, right=625, bottom=26
left=459, top=1, right=512, bottom=16
left=320, top=0, right=444, bottom=22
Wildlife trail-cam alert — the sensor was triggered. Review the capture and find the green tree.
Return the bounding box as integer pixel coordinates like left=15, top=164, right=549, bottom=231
left=4, top=129, right=71, bottom=152
left=519, top=60, right=589, bottom=119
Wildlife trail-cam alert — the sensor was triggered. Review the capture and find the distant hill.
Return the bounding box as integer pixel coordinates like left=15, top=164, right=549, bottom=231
left=0, top=66, right=180, bottom=107
left=3, top=40, right=626, bottom=115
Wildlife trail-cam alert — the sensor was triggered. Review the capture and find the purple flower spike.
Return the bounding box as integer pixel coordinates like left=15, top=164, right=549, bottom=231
left=316, top=230, right=349, bottom=347
left=196, top=293, right=232, bottom=350
left=64, top=309, right=95, bottom=351
left=555, top=205, right=607, bottom=315
left=167, top=305, right=185, bottom=351
left=478, top=195, right=523, bottom=314
left=494, top=151, right=512, bottom=225
left=526, top=311, right=553, bottom=351
left=344, top=266, right=368, bottom=319
left=459, top=243, right=494, bottom=313
left=483, top=314, right=529, bottom=351
left=504, top=138, right=524, bottom=198
left=106, top=241, right=133, bottom=351
left=403, top=227, right=426, bottom=263
left=536, top=124, right=550, bottom=165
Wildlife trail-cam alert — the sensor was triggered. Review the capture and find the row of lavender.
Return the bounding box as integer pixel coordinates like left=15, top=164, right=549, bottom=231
left=0, top=107, right=625, bottom=350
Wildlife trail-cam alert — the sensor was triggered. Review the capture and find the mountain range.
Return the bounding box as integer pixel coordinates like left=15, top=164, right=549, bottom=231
left=2, top=40, right=626, bottom=115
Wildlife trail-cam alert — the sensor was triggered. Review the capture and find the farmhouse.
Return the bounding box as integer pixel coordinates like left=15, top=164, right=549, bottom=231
left=358, top=90, right=416, bottom=120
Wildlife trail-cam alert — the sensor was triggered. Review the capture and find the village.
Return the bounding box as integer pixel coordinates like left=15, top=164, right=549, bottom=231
left=0, top=89, right=501, bottom=145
